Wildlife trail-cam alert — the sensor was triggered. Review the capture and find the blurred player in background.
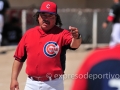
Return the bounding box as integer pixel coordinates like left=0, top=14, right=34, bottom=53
left=71, top=44, right=120, bottom=90
left=102, top=0, right=120, bottom=47
left=2, top=16, right=22, bottom=46
left=0, top=0, right=10, bottom=45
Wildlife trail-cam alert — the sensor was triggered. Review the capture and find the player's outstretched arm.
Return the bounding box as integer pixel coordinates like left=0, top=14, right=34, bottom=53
left=10, top=60, right=24, bottom=90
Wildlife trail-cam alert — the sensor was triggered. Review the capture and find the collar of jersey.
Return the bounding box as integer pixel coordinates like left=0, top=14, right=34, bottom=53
left=37, top=26, right=56, bottom=35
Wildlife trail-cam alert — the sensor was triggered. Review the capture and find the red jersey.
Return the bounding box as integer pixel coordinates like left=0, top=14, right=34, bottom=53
left=14, top=26, right=72, bottom=77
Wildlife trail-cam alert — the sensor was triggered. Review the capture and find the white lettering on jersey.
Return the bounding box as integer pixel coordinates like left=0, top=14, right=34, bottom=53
left=108, top=79, right=120, bottom=90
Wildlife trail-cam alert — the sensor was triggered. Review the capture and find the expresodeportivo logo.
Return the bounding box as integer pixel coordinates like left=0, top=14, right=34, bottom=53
left=43, top=41, right=59, bottom=58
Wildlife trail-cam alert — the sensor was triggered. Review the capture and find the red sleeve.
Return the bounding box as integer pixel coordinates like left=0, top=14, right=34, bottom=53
left=14, top=32, right=28, bottom=62
left=106, top=8, right=115, bottom=22
left=62, top=30, right=72, bottom=46
left=107, top=16, right=114, bottom=22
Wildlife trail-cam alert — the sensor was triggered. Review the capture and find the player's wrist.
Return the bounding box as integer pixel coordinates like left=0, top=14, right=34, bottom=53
left=74, top=33, right=81, bottom=39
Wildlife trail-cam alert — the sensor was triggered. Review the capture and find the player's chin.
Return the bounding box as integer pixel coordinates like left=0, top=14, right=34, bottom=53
left=41, top=25, right=51, bottom=31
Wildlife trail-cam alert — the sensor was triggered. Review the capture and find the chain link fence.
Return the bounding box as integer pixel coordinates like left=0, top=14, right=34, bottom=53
left=58, top=9, right=93, bottom=44
left=4, top=8, right=112, bottom=47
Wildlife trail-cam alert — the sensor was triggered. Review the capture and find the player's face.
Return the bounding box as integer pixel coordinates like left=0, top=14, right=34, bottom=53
left=38, top=12, right=56, bottom=31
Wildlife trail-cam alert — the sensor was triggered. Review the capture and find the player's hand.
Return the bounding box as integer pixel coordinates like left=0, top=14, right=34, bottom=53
left=102, top=22, right=108, bottom=29
left=10, top=80, right=19, bottom=90
left=69, top=26, right=80, bottom=39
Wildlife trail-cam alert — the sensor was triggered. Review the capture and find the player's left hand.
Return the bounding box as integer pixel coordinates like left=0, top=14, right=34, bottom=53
left=69, top=26, right=79, bottom=39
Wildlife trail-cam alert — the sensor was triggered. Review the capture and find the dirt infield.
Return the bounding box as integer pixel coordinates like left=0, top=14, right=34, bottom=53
left=0, top=46, right=92, bottom=90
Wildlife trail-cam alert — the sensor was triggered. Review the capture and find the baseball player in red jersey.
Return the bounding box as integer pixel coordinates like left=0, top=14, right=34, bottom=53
left=71, top=44, right=120, bottom=90
left=102, top=0, right=120, bottom=47
left=10, top=1, right=82, bottom=90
